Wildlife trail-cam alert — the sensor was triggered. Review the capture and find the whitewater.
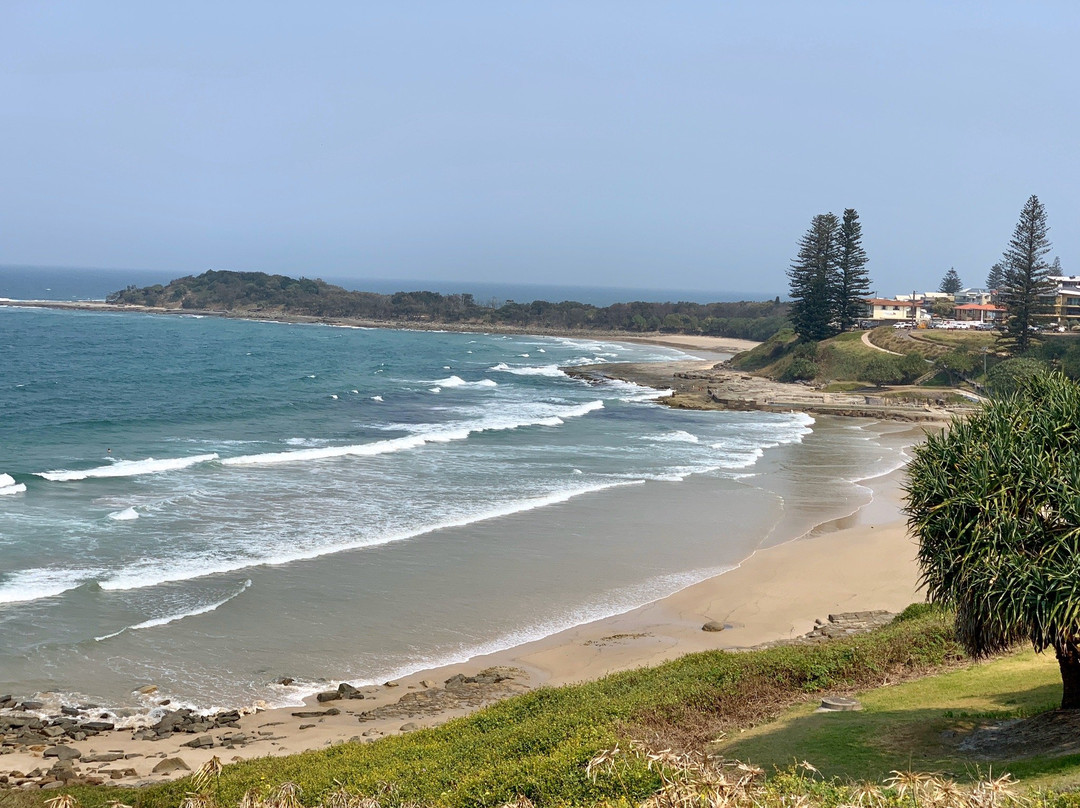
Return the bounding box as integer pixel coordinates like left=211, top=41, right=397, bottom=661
left=0, top=307, right=906, bottom=713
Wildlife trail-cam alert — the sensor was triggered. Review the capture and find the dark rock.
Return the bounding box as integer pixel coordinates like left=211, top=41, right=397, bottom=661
left=49, top=761, right=79, bottom=781
left=41, top=726, right=66, bottom=738
left=337, top=683, right=363, bottom=699
left=19, top=701, right=44, bottom=711
left=316, top=690, right=341, bottom=703
left=181, top=735, right=214, bottom=749
left=400, top=722, right=418, bottom=731
left=60, top=706, right=82, bottom=717
left=152, top=757, right=191, bottom=774
left=702, top=620, right=726, bottom=632
left=275, top=677, right=295, bottom=686
left=43, top=746, right=81, bottom=760
left=298, top=723, right=315, bottom=730
left=83, top=720, right=115, bottom=732
left=83, top=752, right=124, bottom=763
left=291, top=708, right=340, bottom=718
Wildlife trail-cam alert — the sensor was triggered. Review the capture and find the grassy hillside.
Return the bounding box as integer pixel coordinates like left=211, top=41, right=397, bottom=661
left=730, top=329, right=927, bottom=386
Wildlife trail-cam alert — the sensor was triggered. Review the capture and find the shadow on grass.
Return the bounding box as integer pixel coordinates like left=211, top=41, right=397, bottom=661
left=718, top=702, right=1080, bottom=786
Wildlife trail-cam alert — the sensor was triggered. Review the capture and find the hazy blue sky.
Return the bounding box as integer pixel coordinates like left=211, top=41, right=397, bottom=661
left=3, top=2, right=1078, bottom=297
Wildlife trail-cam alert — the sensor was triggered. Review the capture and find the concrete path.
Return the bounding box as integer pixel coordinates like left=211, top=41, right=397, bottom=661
left=861, top=329, right=903, bottom=355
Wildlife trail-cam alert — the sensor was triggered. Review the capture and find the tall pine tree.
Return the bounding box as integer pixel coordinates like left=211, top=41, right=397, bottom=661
left=986, top=262, right=1005, bottom=290
left=788, top=213, right=841, bottom=341
left=1000, top=194, right=1054, bottom=355
left=834, top=208, right=871, bottom=332
left=939, top=267, right=962, bottom=294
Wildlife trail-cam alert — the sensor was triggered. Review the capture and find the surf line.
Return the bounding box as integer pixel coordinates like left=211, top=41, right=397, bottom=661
left=94, top=580, right=252, bottom=641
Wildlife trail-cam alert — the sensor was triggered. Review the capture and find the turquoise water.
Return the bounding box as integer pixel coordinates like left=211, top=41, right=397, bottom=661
left=0, top=306, right=902, bottom=715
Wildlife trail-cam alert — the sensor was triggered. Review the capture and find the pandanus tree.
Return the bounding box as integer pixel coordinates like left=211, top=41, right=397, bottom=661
left=904, top=372, right=1080, bottom=709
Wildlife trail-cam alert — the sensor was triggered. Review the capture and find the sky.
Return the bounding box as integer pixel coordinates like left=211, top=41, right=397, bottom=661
left=3, top=1, right=1079, bottom=298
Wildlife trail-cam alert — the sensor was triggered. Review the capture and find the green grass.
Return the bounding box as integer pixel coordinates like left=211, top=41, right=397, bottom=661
left=47, top=608, right=965, bottom=808
left=915, top=331, right=999, bottom=350
left=717, top=649, right=1080, bottom=788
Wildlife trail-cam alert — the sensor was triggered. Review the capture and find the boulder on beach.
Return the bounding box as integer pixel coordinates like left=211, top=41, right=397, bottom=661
left=702, top=620, right=726, bottom=632
left=152, top=757, right=191, bottom=774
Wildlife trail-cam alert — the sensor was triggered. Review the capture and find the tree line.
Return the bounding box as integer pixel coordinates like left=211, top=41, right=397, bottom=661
left=107, top=270, right=789, bottom=341
left=786, top=195, right=1062, bottom=357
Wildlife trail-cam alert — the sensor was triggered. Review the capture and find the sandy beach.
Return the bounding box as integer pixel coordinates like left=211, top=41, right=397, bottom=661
left=0, top=455, right=923, bottom=787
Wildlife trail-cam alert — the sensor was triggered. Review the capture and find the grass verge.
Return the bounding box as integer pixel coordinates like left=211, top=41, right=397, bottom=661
left=718, top=649, right=1080, bottom=789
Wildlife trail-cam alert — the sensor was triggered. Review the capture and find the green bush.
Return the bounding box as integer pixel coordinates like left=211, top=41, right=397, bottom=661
left=779, top=357, right=817, bottom=382
left=986, top=357, right=1046, bottom=396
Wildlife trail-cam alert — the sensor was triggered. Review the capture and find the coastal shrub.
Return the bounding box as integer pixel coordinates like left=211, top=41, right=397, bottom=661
left=986, top=357, right=1046, bottom=396
left=778, top=357, right=817, bottom=382
left=862, top=354, right=903, bottom=386
left=730, top=328, right=799, bottom=371
left=54, top=608, right=961, bottom=808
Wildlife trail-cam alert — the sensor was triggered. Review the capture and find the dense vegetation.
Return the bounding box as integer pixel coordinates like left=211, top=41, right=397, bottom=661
left=41, top=608, right=962, bottom=808
left=787, top=209, right=871, bottom=341
left=906, top=372, right=1080, bottom=709
left=107, top=271, right=789, bottom=341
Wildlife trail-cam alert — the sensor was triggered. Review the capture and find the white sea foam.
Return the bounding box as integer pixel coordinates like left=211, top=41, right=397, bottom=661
left=0, top=473, right=26, bottom=495
left=219, top=400, right=605, bottom=468
left=35, top=454, right=219, bottom=482
left=108, top=506, right=140, bottom=521
left=652, top=430, right=699, bottom=443
left=0, top=568, right=98, bottom=604
left=434, top=375, right=498, bottom=388
left=97, top=480, right=637, bottom=591
left=429, top=386, right=441, bottom=394
left=371, top=395, right=383, bottom=402
left=330, top=394, right=338, bottom=400
left=95, top=580, right=252, bottom=641
left=488, top=363, right=567, bottom=378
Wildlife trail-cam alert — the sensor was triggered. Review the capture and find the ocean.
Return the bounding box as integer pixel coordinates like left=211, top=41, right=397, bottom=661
left=0, top=304, right=907, bottom=718
left=0, top=265, right=773, bottom=307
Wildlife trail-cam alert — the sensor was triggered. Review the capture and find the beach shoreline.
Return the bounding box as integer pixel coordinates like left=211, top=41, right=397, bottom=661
left=0, top=440, right=924, bottom=788
left=0, top=298, right=761, bottom=356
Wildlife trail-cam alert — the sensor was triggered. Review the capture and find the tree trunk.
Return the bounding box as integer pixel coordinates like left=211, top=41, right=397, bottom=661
left=1056, top=645, right=1080, bottom=710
